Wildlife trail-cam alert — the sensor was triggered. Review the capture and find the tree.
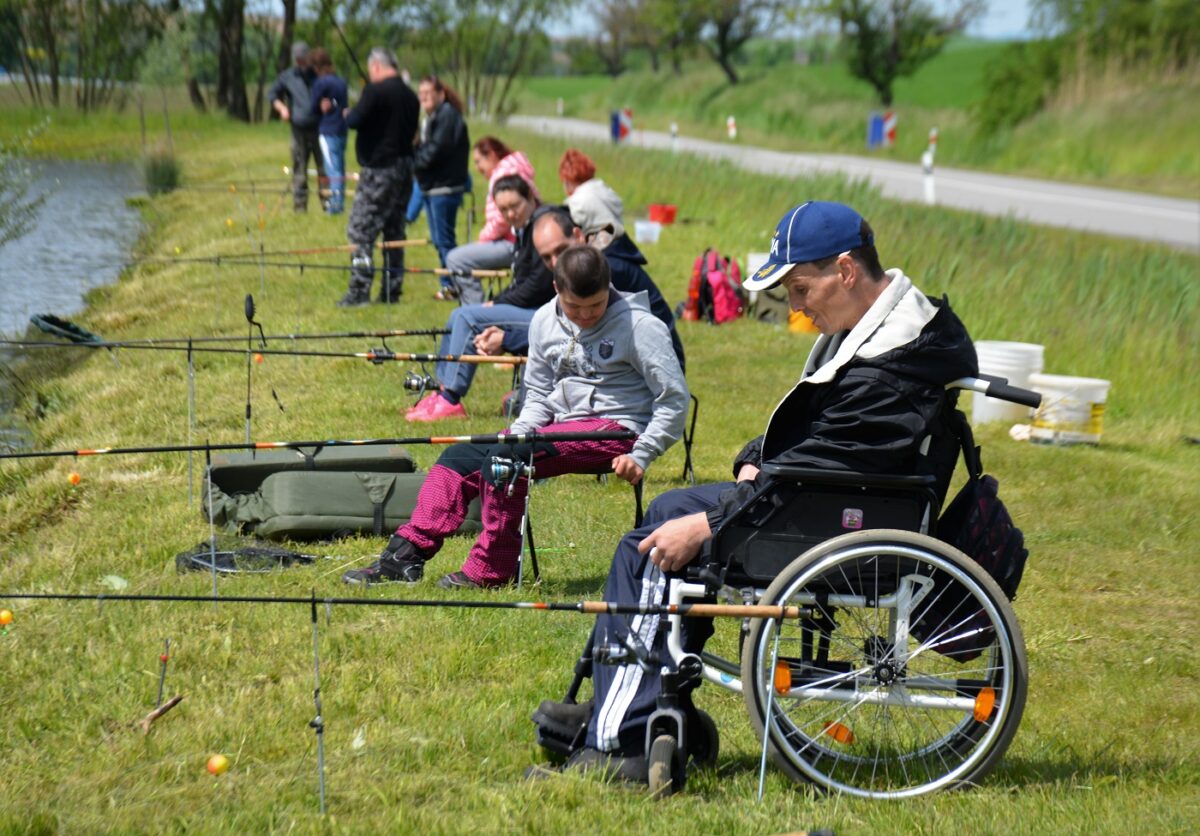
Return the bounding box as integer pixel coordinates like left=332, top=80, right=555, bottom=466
left=628, top=0, right=706, bottom=74
left=412, top=0, right=572, bottom=119
left=816, top=0, right=983, bottom=106
left=697, top=0, right=785, bottom=85
left=215, top=0, right=250, bottom=120
left=594, top=0, right=635, bottom=76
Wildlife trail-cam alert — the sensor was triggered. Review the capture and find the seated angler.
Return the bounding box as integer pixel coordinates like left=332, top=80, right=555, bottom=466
left=343, top=244, right=689, bottom=589
left=531, top=201, right=979, bottom=780
left=406, top=174, right=554, bottom=422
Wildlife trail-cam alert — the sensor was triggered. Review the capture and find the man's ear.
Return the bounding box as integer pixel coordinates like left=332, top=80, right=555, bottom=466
left=837, top=253, right=857, bottom=289
left=571, top=227, right=586, bottom=243
left=551, top=280, right=559, bottom=294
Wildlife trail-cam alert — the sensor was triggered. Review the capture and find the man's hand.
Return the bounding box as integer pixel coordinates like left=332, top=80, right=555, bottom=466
left=473, top=326, right=505, bottom=355
left=482, top=300, right=495, bottom=308
left=736, top=463, right=760, bottom=482
left=274, top=102, right=291, bottom=122
left=638, top=512, right=712, bottom=574
left=320, top=97, right=332, bottom=114
left=611, top=454, right=644, bottom=485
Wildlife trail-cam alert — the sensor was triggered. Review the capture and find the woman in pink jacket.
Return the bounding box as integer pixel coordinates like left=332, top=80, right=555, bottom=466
left=442, top=136, right=540, bottom=304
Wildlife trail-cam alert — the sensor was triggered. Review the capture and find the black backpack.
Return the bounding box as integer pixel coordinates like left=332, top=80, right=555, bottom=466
left=915, top=413, right=1030, bottom=660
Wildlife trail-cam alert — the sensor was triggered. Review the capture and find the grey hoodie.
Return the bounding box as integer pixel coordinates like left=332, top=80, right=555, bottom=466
left=510, top=290, right=688, bottom=471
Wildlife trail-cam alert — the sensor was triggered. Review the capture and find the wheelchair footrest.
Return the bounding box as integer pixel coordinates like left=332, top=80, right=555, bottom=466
left=531, top=699, right=592, bottom=760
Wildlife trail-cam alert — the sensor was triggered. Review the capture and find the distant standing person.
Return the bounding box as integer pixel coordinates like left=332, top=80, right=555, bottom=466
left=269, top=41, right=323, bottom=212
left=413, top=75, right=470, bottom=299
left=308, top=48, right=349, bottom=215
left=339, top=48, right=420, bottom=307
left=443, top=136, right=539, bottom=305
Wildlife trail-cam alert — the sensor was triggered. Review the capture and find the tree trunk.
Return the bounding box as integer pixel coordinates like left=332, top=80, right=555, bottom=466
left=716, top=52, right=739, bottom=85
left=217, top=0, right=249, bottom=121
left=187, top=78, right=208, bottom=112
left=277, top=0, right=296, bottom=74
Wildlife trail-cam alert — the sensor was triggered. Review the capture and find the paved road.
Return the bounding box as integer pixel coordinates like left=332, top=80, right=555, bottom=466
left=510, top=115, right=1199, bottom=251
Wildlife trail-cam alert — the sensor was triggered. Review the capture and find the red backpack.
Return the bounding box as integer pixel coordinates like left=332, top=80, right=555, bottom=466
left=683, top=249, right=746, bottom=324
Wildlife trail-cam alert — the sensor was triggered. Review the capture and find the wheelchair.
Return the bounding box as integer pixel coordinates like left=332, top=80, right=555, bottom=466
left=534, top=376, right=1038, bottom=799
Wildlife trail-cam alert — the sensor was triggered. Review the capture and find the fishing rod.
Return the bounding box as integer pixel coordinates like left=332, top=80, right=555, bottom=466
left=102, top=254, right=506, bottom=276
left=0, top=590, right=810, bottom=621
left=0, top=430, right=636, bottom=461
left=12, top=327, right=451, bottom=348
left=0, top=341, right=527, bottom=365
left=172, top=239, right=428, bottom=259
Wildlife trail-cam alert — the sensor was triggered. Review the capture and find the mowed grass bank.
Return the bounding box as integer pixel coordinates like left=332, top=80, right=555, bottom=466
left=0, top=107, right=1197, bottom=832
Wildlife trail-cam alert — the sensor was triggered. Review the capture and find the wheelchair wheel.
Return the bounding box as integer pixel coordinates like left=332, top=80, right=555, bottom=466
left=687, top=709, right=720, bottom=767
left=648, top=734, right=680, bottom=798
left=740, top=529, right=1026, bottom=799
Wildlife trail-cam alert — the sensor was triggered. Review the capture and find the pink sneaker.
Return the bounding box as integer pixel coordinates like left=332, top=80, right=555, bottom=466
left=407, top=393, right=468, bottom=423
left=405, top=393, right=441, bottom=419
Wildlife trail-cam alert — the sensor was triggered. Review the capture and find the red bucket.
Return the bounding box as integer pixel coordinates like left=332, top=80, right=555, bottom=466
left=648, top=204, right=677, bottom=225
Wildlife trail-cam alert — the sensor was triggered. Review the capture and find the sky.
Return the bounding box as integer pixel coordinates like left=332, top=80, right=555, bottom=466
left=964, top=0, right=1035, bottom=40
left=555, top=1, right=1036, bottom=42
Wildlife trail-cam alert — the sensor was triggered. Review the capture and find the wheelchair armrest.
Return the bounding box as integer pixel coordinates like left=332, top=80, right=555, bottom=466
left=760, top=463, right=938, bottom=491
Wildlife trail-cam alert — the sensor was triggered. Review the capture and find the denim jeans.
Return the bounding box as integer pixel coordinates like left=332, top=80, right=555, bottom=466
left=406, top=177, right=424, bottom=223
left=317, top=133, right=346, bottom=213
left=444, top=239, right=516, bottom=305
left=436, top=303, right=535, bottom=396
left=424, top=192, right=463, bottom=282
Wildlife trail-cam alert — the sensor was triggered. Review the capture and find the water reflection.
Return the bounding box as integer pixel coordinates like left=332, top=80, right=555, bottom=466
left=0, top=159, right=143, bottom=337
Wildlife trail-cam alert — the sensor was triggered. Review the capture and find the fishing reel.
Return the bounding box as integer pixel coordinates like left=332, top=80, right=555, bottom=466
left=402, top=371, right=437, bottom=392
left=488, top=456, right=534, bottom=497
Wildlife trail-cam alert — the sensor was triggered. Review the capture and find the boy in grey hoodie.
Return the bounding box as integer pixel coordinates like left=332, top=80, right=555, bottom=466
left=343, top=245, right=688, bottom=589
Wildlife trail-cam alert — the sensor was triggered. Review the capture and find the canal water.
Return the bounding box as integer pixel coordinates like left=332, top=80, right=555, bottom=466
left=0, top=159, right=143, bottom=337
left=0, top=159, right=143, bottom=448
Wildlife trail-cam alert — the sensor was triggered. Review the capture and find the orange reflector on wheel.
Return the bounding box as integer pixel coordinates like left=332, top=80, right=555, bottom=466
left=823, top=721, right=855, bottom=745
left=974, top=687, right=996, bottom=723
left=773, top=661, right=792, bottom=694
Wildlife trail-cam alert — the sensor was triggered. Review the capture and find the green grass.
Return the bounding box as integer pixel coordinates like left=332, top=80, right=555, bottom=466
left=0, top=106, right=1198, bottom=832
left=516, top=42, right=1200, bottom=198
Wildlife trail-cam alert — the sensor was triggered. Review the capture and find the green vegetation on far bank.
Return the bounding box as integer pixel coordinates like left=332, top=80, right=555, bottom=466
left=517, top=44, right=1200, bottom=199
left=0, top=107, right=1197, bottom=832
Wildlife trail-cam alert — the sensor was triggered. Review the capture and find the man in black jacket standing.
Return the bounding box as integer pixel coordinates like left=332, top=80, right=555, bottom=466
left=532, top=200, right=980, bottom=779
left=269, top=42, right=323, bottom=212
left=339, top=48, right=420, bottom=307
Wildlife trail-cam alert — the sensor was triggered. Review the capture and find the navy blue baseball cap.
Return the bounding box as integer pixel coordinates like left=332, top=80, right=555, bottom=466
left=744, top=201, right=872, bottom=291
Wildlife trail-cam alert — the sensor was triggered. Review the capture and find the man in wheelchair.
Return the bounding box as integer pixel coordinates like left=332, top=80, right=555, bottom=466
left=531, top=200, right=980, bottom=784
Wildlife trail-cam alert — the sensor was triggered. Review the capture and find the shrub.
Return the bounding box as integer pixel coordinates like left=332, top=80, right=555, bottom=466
left=143, top=148, right=181, bottom=195
left=971, top=40, right=1062, bottom=135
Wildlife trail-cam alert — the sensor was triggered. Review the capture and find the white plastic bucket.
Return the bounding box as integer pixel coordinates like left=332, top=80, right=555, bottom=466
left=971, top=341, right=1044, bottom=425
left=634, top=220, right=662, bottom=244
left=1028, top=373, right=1111, bottom=445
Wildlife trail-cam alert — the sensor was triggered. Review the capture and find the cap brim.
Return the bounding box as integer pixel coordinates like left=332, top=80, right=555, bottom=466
left=743, top=260, right=794, bottom=292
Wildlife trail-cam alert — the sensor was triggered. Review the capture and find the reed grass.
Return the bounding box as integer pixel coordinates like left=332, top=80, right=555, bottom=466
left=0, top=107, right=1196, bottom=833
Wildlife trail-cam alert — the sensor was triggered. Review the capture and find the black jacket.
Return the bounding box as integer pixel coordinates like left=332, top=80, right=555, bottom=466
left=413, top=101, right=469, bottom=192
left=493, top=216, right=555, bottom=312
left=346, top=77, right=419, bottom=169
left=603, top=234, right=685, bottom=371
left=268, top=66, right=318, bottom=130
left=708, top=273, right=977, bottom=533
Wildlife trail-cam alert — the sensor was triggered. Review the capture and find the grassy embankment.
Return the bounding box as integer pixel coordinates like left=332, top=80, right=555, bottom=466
left=0, top=104, right=1197, bottom=832
left=517, top=40, right=1200, bottom=199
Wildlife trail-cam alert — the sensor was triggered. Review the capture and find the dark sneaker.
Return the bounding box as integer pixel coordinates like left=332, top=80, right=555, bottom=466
left=342, top=538, right=425, bottom=585
left=436, top=570, right=490, bottom=589
left=526, top=747, right=648, bottom=784
left=336, top=292, right=370, bottom=308
left=533, top=698, right=593, bottom=729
